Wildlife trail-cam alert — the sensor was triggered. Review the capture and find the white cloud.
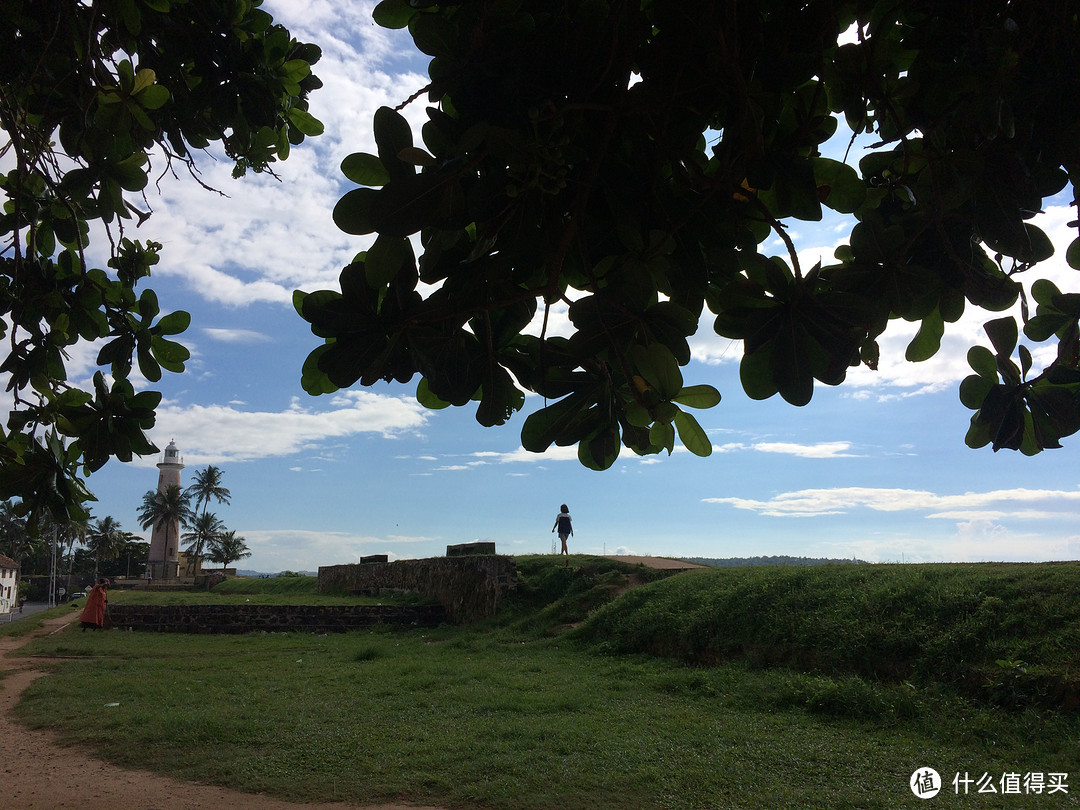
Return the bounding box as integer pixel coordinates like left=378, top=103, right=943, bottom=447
left=138, top=391, right=429, bottom=466
left=239, top=527, right=437, bottom=572
left=202, top=328, right=273, bottom=344
left=704, top=486, right=1080, bottom=519
left=129, top=1, right=431, bottom=310
left=470, top=446, right=582, bottom=464
left=702, top=441, right=858, bottom=458
left=752, top=441, right=859, bottom=458
left=826, top=520, right=1080, bottom=564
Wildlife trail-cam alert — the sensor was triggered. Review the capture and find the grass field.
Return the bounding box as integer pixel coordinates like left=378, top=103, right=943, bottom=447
left=6, top=557, right=1080, bottom=809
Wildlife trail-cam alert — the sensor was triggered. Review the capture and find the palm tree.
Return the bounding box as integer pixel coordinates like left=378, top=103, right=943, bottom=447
left=120, top=535, right=149, bottom=579
left=57, top=513, right=89, bottom=590
left=207, top=530, right=252, bottom=569
left=184, top=466, right=230, bottom=519
left=181, top=512, right=224, bottom=575
left=0, top=499, right=34, bottom=566
left=137, top=485, right=194, bottom=577
left=86, top=516, right=126, bottom=582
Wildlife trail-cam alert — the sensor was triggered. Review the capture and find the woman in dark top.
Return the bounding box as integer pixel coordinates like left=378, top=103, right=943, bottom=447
left=552, top=505, right=573, bottom=555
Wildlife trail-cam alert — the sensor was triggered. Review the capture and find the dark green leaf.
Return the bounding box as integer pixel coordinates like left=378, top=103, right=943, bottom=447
left=373, top=106, right=414, bottom=178
left=154, top=310, right=190, bottom=336
left=372, top=0, right=417, bottom=28
left=959, top=374, right=994, bottom=410
left=631, top=344, right=683, bottom=400
left=740, top=344, right=779, bottom=401
left=578, top=424, right=621, bottom=471
left=905, top=308, right=944, bottom=362
left=417, top=377, right=451, bottom=410
left=648, top=420, right=675, bottom=454
left=984, top=317, right=1018, bottom=358
left=812, top=157, right=866, bottom=214
left=674, top=410, right=712, bottom=457
left=672, top=384, right=722, bottom=409
left=151, top=336, right=189, bottom=373
left=341, top=153, right=391, bottom=186
left=333, top=188, right=379, bottom=235
left=967, top=346, right=998, bottom=380
left=1067, top=237, right=1080, bottom=271
left=288, top=108, right=324, bottom=137
left=301, top=346, right=339, bottom=395
left=521, top=394, right=592, bottom=453
left=364, top=234, right=413, bottom=287
left=136, top=84, right=170, bottom=110
left=476, top=365, right=524, bottom=428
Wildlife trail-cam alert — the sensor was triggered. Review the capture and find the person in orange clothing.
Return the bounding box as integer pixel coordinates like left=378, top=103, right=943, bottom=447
left=79, top=578, right=109, bottom=630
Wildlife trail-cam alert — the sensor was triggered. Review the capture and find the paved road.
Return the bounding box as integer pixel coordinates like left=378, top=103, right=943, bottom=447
left=2, top=601, right=76, bottom=624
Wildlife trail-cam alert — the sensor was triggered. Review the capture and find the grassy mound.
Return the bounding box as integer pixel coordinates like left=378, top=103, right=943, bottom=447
left=210, top=574, right=319, bottom=595
left=495, top=554, right=676, bottom=633
left=573, top=561, right=1080, bottom=709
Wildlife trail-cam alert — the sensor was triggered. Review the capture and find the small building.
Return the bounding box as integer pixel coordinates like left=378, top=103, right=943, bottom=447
left=0, top=553, right=19, bottom=615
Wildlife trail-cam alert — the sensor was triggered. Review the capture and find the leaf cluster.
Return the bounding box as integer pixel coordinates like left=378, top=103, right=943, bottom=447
left=1, top=0, right=322, bottom=524
left=298, top=0, right=1080, bottom=467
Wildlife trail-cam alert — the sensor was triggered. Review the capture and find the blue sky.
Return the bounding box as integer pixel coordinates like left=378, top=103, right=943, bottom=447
left=11, top=2, right=1080, bottom=572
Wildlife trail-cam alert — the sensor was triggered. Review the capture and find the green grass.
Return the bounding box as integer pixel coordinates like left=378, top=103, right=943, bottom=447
left=575, top=562, right=1080, bottom=709
left=0, top=604, right=74, bottom=638
left=104, top=574, right=435, bottom=606
left=7, top=559, right=1080, bottom=809
left=210, top=573, right=321, bottom=595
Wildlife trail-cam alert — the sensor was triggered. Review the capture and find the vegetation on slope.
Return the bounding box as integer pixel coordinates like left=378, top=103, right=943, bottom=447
left=574, top=561, right=1080, bottom=709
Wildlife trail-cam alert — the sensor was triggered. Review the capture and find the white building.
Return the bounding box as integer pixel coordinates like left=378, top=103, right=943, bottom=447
left=146, top=439, right=185, bottom=580
left=0, top=553, right=18, bottom=615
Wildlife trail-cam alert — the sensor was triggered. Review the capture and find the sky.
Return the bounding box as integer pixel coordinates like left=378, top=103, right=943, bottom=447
left=9, top=1, right=1080, bottom=572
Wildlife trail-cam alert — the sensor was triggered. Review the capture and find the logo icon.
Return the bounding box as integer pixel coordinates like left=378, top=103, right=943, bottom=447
left=911, top=768, right=942, bottom=799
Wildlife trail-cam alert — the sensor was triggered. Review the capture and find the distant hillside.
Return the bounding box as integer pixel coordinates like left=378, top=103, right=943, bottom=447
left=683, top=556, right=869, bottom=567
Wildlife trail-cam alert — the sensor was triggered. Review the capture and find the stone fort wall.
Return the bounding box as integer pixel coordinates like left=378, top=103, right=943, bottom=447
left=108, top=603, right=445, bottom=633
left=318, top=553, right=518, bottom=623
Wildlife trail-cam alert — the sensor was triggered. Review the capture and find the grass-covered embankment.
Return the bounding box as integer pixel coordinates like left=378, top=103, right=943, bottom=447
left=7, top=558, right=1080, bottom=809
left=574, top=561, right=1080, bottom=709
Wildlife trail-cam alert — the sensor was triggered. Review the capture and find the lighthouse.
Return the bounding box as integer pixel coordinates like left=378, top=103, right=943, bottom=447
left=147, top=439, right=185, bottom=580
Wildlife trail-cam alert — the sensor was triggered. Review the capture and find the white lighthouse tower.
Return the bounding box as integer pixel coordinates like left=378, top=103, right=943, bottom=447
left=147, top=439, right=185, bottom=581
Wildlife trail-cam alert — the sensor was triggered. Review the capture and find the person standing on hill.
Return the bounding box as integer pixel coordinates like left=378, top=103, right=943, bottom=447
left=552, top=505, right=573, bottom=555
left=79, top=578, right=109, bottom=630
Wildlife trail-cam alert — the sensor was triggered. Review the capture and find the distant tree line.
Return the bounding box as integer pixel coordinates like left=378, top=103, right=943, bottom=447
left=685, top=556, right=869, bottom=567
left=1, top=498, right=147, bottom=598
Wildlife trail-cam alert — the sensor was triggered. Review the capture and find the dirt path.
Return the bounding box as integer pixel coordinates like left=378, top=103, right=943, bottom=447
left=0, top=612, right=443, bottom=810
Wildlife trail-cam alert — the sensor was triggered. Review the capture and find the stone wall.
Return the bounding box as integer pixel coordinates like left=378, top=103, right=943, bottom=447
left=108, top=603, right=445, bottom=633
left=318, top=555, right=518, bottom=623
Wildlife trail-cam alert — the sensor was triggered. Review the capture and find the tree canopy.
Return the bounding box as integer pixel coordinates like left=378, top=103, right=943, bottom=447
left=1, top=0, right=322, bottom=523
left=296, top=0, right=1080, bottom=470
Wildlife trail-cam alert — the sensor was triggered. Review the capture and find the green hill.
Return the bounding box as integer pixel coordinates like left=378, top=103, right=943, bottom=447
left=572, top=560, right=1080, bottom=709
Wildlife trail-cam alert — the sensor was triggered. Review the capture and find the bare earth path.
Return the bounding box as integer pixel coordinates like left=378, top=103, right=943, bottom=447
left=0, top=557, right=696, bottom=809
left=0, top=612, right=442, bottom=810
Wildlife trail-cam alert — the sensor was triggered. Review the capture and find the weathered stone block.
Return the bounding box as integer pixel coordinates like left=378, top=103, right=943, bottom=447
left=318, top=555, right=517, bottom=622
left=108, top=604, right=446, bottom=634
left=446, top=541, right=496, bottom=557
